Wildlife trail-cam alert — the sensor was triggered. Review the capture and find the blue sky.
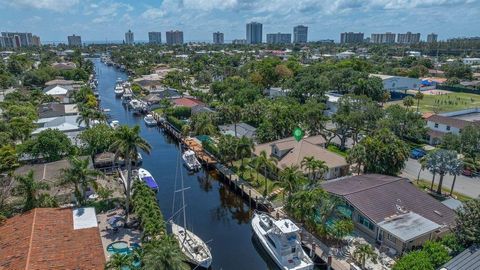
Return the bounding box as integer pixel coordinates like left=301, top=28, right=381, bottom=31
left=0, top=0, right=479, bottom=43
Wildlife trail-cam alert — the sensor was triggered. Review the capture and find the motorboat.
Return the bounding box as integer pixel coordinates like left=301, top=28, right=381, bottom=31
left=137, top=168, right=158, bottom=191
left=122, top=89, right=132, bottom=104
left=251, top=212, right=314, bottom=270
left=129, top=99, right=146, bottom=114
left=144, top=114, right=157, bottom=126
left=171, top=144, right=212, bottom=268
left=182, top=150, right=201, bottom=171
left=114, top=81, right=124, bottom=97
left=109, top=120, right=120, bottom=129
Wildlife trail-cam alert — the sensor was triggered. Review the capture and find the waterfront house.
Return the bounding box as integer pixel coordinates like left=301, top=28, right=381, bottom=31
left=322, top=174, right=456, bottom=255
left=0, top=207, right=105, bottom=270
left=38, top=102, right=78, bottom=118
left=32, top=115, right=85, bottom=144
left=426, top=108, right=480, bottom=145
left=219, top=122, right=257, bottom=140
left=171, top=97, right=205, bottom=108
left=43, top=84, right=75, bottom=103
left=254, top=135, right=349, bottom=180
left=51, top=61, right=77, bottom=70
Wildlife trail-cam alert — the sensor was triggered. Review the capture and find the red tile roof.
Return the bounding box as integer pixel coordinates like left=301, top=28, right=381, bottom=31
left=172, top=97, right=205, bottom=108
left=0, top=208, right=105, bottom=270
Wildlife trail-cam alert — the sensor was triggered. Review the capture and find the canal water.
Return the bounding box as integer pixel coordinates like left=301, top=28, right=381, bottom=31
left=93, top=58, right=279, bottom=270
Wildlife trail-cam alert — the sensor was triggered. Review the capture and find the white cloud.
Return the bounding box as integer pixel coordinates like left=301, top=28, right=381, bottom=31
left=86, top=1, right=134, bottom=24
left=10, top=0, right=79, bottom=12
left=141, top=8, right=166, bottom=20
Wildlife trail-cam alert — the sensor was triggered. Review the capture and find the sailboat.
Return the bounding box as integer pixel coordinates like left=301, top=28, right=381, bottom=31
left=170, top=146, right=212, bottom=268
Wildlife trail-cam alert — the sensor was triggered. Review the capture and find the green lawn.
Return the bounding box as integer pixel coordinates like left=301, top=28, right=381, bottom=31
left=390, top=92, right=480, bottom=113
left=327, top=144, right=348, bottom=157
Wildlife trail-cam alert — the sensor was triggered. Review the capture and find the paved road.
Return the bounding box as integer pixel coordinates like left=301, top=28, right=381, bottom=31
left=402, top=158, right=480, bottom=199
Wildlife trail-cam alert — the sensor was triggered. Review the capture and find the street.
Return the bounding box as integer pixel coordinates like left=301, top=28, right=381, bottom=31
left=402, top=158, right=480, bottom=199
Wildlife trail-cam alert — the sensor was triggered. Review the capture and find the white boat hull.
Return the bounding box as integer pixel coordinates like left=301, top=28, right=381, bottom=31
left=182, top=151, right=201, bottom=171
left=171, top=222, right=212, bottom=268
left=251, top=214, right=314, bottom=270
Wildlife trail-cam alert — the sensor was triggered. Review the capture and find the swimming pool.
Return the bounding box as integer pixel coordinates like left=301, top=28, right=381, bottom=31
left=106, top=241, right=141, bottom=268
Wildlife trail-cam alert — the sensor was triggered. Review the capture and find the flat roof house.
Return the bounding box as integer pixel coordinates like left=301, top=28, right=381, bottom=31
left=426, top=108, right=480, bottom=145
left=370, top=74, right=421, bottom=92
left=0, top=207, right=105, bottom=269
left=322, top=174, right=456, bottom=255
left=254, top=135, right=349, bottom=180
left=43, top=85, right=75, bottom=104
left=219, top=122, right=257, bottom=140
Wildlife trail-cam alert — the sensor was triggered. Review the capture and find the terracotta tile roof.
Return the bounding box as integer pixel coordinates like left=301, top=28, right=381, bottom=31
left=0, top=208, right=105, bottom=270
left=172, top=97, right=205, bottom=108
left=322, top=174, right=457, bottom=227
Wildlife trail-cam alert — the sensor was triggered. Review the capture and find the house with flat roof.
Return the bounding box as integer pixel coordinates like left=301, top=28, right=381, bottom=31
left=0, top=207, right=105, bottom=270
left=43, top=84, right=75, bottom=103
left=38, top=102, right=78, bottom=118
left=426, top=108, right=480, bottom=145
left=254, top=135, right=349, bottom=180
left=219, top=122, right=257, bottom=140
left=322, top=174, right=457, bottom=255
left=370, top=74, right=421, bottom=92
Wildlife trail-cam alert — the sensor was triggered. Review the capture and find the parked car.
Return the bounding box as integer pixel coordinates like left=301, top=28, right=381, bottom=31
left=462, top=168, right=479, bottom=177
left=410, top=148, right=426, bottom=159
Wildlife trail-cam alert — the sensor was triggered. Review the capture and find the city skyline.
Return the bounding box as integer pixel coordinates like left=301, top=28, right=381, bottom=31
left=0, top=0, right=479, bottom=43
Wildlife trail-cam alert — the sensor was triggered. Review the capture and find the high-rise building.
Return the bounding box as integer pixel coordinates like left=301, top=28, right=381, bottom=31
left=213, top=32, right=224, bottom=44
left=67, top=34, right=82, bottom=47
left=340, top=32, right=364, bottom=44
left=397, top=32, right=421, bottom=44
left=293, top=25, right=308, bottom=43
left=370, top=32, right=396, bottom=44
left=166, top=30, right=184, bottom=45
left=427, top=33, right=438, bottom=43
left=266, top=33, right=291, bottom=44
left=31, top=35, right=41, bottom=46
left=1, top=32, right=33, bottom=47
left=148, top=32, right=162, bottom=44
left=125, top=30, right=134, bottom=45
left=246, top=22, right=262, bottom=44
left=0, top=37, right=6, bottom=48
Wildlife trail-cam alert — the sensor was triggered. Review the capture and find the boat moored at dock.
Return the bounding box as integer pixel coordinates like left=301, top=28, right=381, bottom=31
left=182, top=150, right=201, bottom=171
left=143, top=114, right=157, bottom=126
left=137, top=168, right=158, bottom=191
left=251, top=212, right=314, bottom=270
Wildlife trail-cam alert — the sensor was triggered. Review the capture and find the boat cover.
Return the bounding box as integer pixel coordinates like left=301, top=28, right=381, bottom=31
left=142, top=176, right=158, bottom=189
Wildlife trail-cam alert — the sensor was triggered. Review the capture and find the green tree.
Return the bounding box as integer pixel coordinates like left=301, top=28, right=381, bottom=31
left=425, top=149, right=460, bottom=194
left=110, top=125, right=151, bottom=221
left=422, top=241, right=451, bottom=268
left=414, top=91, right=424, bottom=113
left=276, top=165, right=305, bottom=201
left=78, top=124, right=115, bottom=155
left=455, top=199, right=480, bottom=247
left=255, top=150, right=278, bottom=196
left=15, top=171, right=50, bottom=212
left=190, top=112, right=217, bottom=136
left=0, top=145, right=19, bottom=175
left=359, top=129, right=409, bottom=175
left=353, top=76, right=385, bottom=102
left=346, top=144, right=366, bottom=175
left=22, top=129, right=73, bottom=162
left=59, top=156, right=101, bottom=205
left=393, top=250, right=434, bottom=270
left=105, top=253, right=135, bottom=270
left=142, top=236, right=189, bottom=270
left=235, top=136, right=254, bottom=167
left=403, top=96, right=415, bottom=109
left=353, top=244, right=378, bottom=269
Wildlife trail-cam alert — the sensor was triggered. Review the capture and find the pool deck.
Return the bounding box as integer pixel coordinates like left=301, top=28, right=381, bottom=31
left=97, top=210, right=142, bottom=260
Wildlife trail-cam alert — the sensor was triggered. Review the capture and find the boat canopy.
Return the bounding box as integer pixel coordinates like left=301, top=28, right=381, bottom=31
left=274, top=219, right=300, bottom=234
left=142, top=176, right=158, bottom=189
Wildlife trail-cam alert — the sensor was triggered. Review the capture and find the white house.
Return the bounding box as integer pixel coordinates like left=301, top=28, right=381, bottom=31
left=426, top=108, right=480, bottom=145
left=463, top=58, right=480, bottom=65
left=324, top=93, right=343, bottom=116
left=336, top=51, right=356, bottom=59
left=264, top=87, right=290, bottom=99
left=43, top=85, right=74, bottom=103
left=369, top=74, right=421, bottom=92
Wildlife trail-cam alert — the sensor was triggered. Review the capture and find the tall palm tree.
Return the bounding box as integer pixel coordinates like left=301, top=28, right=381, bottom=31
left=300, top=156, right=315, bottom=181
left=110, top=125, right=151, bottom=221
left=142, top=236, right=189, bottom=270
left=449, top=158, right=464, bottom=196
left=347, top=144, right=366, bottom=175
left=276, top=165, right=305, bottom=201
left=353, top=244, right=378, bottom=269
left=312, top=160, right=329, bottom=183
left=414, top=91, right=424, bottom=113
left=426, top=149, right=459, bottom=194
left=256, top=150, right=277, bottom=196
left=15, top=170, right=49, bottom=211
left=417, top=155, right=428, bottom=184
left=235, top=136, right=254, bottom=167
left=59, top=156, right=101, bottom=205
left=76, top=108, right=95, bottom=128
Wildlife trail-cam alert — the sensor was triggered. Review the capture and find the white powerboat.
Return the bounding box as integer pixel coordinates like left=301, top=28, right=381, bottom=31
left=109, top=120, right=120, bottom=129
left=129, top=99, right=146, bottom=114
left=251, top=212, right=314, bottom=270
left=171, top=144, right=212, bottom=268
left=114, top=82, right=124, bottom=97
left=144, top=114, right=157, bottom=126
left=137, top=168, right=158, bottom=191
left=182, top=150, right=201, bottom=171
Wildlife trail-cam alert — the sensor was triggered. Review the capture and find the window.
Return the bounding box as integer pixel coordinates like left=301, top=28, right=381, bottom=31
left=446, top=126, right=451, bottom=131
left=357, top=214, right=374, bottom=231
left=434, top=123, right=439, bottom=128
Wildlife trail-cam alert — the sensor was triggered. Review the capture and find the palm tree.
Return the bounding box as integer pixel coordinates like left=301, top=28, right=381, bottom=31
left=312, top=160, right=329, bottom=183
left=449, top=158, right=464, bottom=196
left=403, top=96, right=415, bottom=109
left=59, top=156, right=101, bottom=205
left=346, top=144, right=366, bottom=175
left=417, top=155, right=428, bottom=184
left=301, top=156, right=315, bottom=181
left=181, top=124, right=191, bottom=137
left=426, top=149, right=459, bottom=194
left=276, top=165, right=305, bottom=201
left=105, top=253, right=134, bottom=270
left=142, top=236, right=189, bottom=270
left=15, top=170, right=49, bottom=211
left=191, top=112, right=216, bottom=136
left=353, top=244, right=378, bottom=269
left=76, top=108, right=95, bottom=128
left=110, top=125, right=151, bottom=221
left=256, top=150, right=278, bottom=196
left=250, top=156, right=262, bottom=186
left=414, top=91, right=424, bottom=113
left=235, top=136, right=254, bottom=167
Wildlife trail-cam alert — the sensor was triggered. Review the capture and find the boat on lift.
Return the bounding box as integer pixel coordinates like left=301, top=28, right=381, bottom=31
left=114, top=79, right=124, bottom=97
left=182, top=150, right=201, bottom=171
left=143, top=114, right=157, bottom=126
left=137, top=168, right=158, bottom=191
left=109, top=120, right=120, bottom=129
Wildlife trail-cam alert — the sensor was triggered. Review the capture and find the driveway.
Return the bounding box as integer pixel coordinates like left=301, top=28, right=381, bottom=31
left=402, top=158, right=480, bottom=199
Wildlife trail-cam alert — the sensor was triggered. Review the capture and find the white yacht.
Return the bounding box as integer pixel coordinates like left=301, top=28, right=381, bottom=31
left=129, top=99, right=145, bottom=114
left=114, top=82, right=124, bottom=97
left=171, top=144, right=212, bottom=268
left=137, top=168, right=158, bottom=191
left=182, top=150, right=201, bottom=171
left=144, top=114, right=157, bottom=126
left=109, top=120, right=120, bottom=129
left=251, top=212, right=314, bottom=270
